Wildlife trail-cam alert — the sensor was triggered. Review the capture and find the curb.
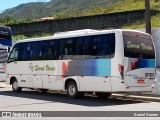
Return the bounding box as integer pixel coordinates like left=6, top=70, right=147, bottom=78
left=111, top=93, right=160, bottom=102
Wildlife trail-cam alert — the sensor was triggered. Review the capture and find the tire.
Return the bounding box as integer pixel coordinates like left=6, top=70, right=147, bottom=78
left=12, top=79, right=22, bottom=92
left=67, top=81, right=84, bottom=99
left=95, top=92, right=111, bottom=98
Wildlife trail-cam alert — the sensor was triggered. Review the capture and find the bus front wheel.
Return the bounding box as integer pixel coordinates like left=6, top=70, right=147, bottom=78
left=12, top=79, right=22, bottom=92
left=66, top=81, right=84, bottom=99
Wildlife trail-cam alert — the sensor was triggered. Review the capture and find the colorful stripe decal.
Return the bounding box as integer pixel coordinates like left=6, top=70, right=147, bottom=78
left=62, top=59, right=111, bottom=77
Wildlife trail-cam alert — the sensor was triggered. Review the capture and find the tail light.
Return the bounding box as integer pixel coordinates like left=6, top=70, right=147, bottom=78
left=119, top=64, right=124, bottom=80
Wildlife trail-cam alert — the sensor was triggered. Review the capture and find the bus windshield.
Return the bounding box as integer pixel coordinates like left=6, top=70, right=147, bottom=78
left=123, top=31, right=155, bottom=59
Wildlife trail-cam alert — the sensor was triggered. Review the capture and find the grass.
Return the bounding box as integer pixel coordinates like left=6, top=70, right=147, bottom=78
left=109, top=0, right=160, bottom=29
left=151, top=14, right=160, bottom=27
left=102, top=0, right=160, bottom=14
left=121, top=14, right=160, bottom=29
left=103, top=0, right=145, bottom=14
left=55, top=0, right=160, bottom=29
left=12, top=0, right=160, bottom=38
left=12, top=33, right=52, bottom=40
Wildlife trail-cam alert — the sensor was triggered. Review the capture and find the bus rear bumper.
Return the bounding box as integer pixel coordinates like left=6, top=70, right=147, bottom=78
left=111, top=86, right=154, bottom=92
left=111, top=77, right=155, bottom=92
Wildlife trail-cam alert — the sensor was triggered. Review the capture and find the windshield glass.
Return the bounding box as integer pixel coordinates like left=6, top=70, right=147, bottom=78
left=123, top=31, right=155, bottom=59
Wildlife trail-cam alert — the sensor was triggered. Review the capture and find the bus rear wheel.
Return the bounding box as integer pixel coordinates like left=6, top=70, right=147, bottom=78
left=12, top=79, right=22, bottom=92
left=95, top=92, right=111, bottom=98
left=67, top=81, right=84, bottom=99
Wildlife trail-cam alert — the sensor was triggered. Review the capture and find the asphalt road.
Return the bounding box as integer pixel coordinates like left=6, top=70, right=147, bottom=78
left=0, top=82, right=160, bottom=120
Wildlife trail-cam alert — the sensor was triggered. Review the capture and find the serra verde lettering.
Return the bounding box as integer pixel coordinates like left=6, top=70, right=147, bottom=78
left=29, top=64, right=55, bottom=72
left=127, top=41, right=152, bottom=50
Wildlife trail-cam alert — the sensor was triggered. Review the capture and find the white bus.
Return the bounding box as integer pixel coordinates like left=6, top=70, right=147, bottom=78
left=6, top=29, right=156, bottom=98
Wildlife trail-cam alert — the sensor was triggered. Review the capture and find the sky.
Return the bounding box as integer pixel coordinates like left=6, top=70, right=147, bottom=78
left=0, top=0, right=51, bottom=13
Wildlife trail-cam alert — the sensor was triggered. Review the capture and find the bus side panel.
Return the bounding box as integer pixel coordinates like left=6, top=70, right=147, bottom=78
left=110, top=30, right=124, bottom=91
left=27, top=60, right=63, bottom=89
left=61, top=59, right=112, bottom=92
left=6, top=61, right=34, bottom=88
left=79, top=76, right=111, bottom=92
left=61, top=59, right=111, bottom=77
left=19, top=75, right=33, bottom=88
left=42, top=75, right=62, bottom=90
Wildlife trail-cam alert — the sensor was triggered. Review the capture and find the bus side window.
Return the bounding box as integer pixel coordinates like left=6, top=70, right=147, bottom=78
left=91, top=36, right=99, bottom=56
left=22, top=42, right=33, bottom=60
left=82, top=36, right=92, bottom=56
left=44, top=40, right=58, bottom=60
left=81, top=34, right=115, bottom=58
left=75, top=37, right=84, bottom=55
left=32, top=42, right=45, bottom=60
left=96, top=34, right=115, bottom=58
left=65, top=39, right=74, bottom=55
left=59, top=38, right=75, bottom=59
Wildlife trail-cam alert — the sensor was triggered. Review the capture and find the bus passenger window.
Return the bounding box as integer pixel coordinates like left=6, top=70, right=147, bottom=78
left=22, top=43, right=33, bottom=60
left=59, top=39, right=75, bottom=59
left=44, top=40, right=58, bottom=60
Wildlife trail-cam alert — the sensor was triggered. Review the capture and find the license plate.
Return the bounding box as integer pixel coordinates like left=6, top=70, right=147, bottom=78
left=137, top=80, right=144, bottom=84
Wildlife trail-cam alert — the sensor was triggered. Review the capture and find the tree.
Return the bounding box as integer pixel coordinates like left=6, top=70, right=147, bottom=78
left=25, top=18, right=34, bottom=22
left=2, top=16, right=14, bottom=25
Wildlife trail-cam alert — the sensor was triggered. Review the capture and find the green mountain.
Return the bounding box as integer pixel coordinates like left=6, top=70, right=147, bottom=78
left=0, top=0, right=122, bottom=19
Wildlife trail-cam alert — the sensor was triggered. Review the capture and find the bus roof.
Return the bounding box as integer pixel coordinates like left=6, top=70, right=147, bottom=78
left=16, top=29, right=149, bottom=43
